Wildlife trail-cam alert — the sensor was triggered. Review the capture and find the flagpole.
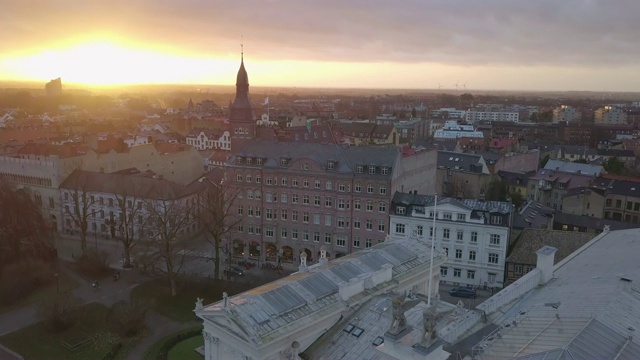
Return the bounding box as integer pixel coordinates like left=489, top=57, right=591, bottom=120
left=427, top=194, right=437, bottom=307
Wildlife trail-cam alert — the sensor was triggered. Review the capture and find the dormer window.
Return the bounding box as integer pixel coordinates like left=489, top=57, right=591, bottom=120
left=327, top=161, right=335, bottom=170
left=256, top=158, right=264, bottom=165
left=357, top=165, right=364, bottom=173
left=236, top=157, right=243, bottom=164
left=381, top=166, right=389, bottom=175
left=303, top=163, right=310, bottom=170
left=280, top=157, right=289, bottom=166
left=246, top=157, right=253, bottom=165
left=369, top=166, right=377, bottom=175
left=396, top=206, right=406, bottom=215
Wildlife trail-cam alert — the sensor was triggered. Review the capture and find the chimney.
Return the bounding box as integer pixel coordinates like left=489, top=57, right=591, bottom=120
left=536, top=246, right=558, bottom=284
left=299, top=251, right=308, bottom=273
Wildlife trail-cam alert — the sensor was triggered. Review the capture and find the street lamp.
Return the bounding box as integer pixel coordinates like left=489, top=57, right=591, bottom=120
left=54, top=273, right=59, bottom=294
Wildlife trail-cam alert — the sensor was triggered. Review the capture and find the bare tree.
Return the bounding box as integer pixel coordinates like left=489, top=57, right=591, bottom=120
left=143, top=198, right=195, bottom=297
left=113, top=179, right=146, bottom=268
left=61, top=170, right=96, bottom=252
left=0, top=180, right=52, bottom=262
left=197, top=178, right=243, bottom=279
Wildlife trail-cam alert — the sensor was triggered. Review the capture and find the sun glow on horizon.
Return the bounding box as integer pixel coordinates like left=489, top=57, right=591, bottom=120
left=3, top=38, right=635, bottom=92
left=1, top=40, right=243, bottom=86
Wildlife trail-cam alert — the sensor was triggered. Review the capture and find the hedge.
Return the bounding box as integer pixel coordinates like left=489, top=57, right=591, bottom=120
left=145, top=327, right=202, bottom=360
left=101, top=342, right=123, bottom=360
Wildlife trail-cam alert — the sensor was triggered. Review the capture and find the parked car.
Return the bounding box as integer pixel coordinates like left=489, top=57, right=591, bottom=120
left=224, top=266, right=245, bottom=276
left=449, top=287, right=477, bottom=299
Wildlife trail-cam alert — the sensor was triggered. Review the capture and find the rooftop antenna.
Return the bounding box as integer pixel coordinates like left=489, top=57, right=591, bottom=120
left=427, top=194, right=438, bottom=307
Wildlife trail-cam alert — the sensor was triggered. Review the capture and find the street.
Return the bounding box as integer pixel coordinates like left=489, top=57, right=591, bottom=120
left=438, top=283, right=492, bottom=309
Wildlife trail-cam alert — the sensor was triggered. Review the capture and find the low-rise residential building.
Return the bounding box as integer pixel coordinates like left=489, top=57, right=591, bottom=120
left=0, top=142, right=203, bottom=231
left=527, top=169, right=594, bottom=210
left=433, top=120, right=484, bottom=139
left=338, top=122, right=400, bottom=146
left=389, top=192, right=513, bottom=289
left=58, top=169, right=199, bottom=241
left=186, top=128, right=231, bottom=151
left=505, top=229, right=593, bottom=285
left=560, top=175, right=640, bottom=224
left=556, top=145, right=599, bottom=162
left=436, top=151, right=492, bottom=198
left=561, top=186, right=605, bottom=218
left=552, top=212, right=640, bottom=233
left=544, top=159, right=604, bottom=176
left=595, top=175, right=640, bottom=223
left=498, top=170, right=533, bottom=199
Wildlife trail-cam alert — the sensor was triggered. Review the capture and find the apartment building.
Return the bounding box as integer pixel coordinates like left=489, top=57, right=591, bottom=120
left=224, top=141, right=437, bottom=265
left=594, top=106, right=628, bottom=125
left=389, top=192, right=513, bottom=289
left=552, top=105, right=580, bottom=123
left=466, top=110, right=519, bottom=123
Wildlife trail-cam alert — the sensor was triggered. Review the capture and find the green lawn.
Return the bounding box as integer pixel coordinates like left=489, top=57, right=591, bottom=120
left=0, top=302, right=142, bottom=360
left=131, top=278, right=253, bottom=322
left=0, top=269, right=79, bottom=315
left=168, top=335, right=204, bottom=360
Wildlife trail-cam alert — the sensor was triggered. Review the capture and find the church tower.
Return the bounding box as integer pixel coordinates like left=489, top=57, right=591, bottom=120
left=229, top=52, right=255, bottom=152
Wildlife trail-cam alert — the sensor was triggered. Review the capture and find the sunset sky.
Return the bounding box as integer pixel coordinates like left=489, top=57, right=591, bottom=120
left=2, top=0, right=639, bottom=91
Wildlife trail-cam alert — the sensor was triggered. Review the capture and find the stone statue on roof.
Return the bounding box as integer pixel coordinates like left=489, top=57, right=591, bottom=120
left=223, top=292, right=229, bottom=309
left=418, top=304, right=441, bottom=348
left=389, top=293, right=407, bottom=334
left=195, top=297, right=204, bottom=311
left=387, top=292, right=422, bottom=335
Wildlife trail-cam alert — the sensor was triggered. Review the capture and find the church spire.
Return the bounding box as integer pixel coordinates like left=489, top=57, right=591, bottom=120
left=229, top=40, right=253, bottom=124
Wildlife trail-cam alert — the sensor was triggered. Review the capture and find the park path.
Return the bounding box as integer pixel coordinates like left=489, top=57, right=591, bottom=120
left=125, top=312, right=200, bottom=360
left=0, top=260, right=201, bottom=359
left=0, top=260, right=140, bottom=337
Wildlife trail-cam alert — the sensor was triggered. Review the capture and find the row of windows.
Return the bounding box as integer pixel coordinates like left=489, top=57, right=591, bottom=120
left=235, top=156, right=391, bottom=176
left=605, top=198, right=640, bottom=212
left=513, top=264, right=535, bottom=275
left=238, top=225, right=376, bottom=248
left=235, top=175, right=388, bottom=195
left=396, top=208, right=504, bottom=226
left=240, top=207, right=386, bottom=231
left=440, top=250, right=500, bottom=266
left=394, top=224, right=501, bottom=245
left=239, top=195, right=387, bottom=213
left=65, top=192, right=190, bottom=210
left=441, top=267, right=476, bottom=279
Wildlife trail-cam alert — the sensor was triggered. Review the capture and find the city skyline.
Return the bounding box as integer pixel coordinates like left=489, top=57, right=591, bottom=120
left=2, top=0, right=639, bottom=91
